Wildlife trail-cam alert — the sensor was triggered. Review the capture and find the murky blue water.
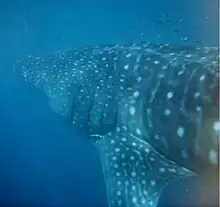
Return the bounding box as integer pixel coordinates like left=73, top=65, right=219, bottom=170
left=0, top=0, right=218, bottom=206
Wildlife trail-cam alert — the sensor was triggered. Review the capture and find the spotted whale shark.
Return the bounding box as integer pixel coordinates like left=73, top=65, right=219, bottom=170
left=15, top=42, right=219, bottom=207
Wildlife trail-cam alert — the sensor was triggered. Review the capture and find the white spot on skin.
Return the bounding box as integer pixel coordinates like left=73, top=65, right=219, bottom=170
left=112, top=156, right=117, bottom=160
left=116, top=172, right=120, bottom=176
left=169, top=168, right=177, bottom=173
left=199, top=75, right=206, bottom=81
left=213, top=121, right=220, bottom=131
left=150, top=157, right=155, bottom=162
left=162, top=65, right=168, bottom=70
left=114, top=164, right=119, bottom=168
left=159, top=168, right=165, bottom=173
left=125, top=180, right=129, bottom=186
left=110, top=140, right=115, bottom=144
left=150, top=180, right=156, bottom=186
left=122, top=137, right=127, bottom=142
left=117, top=181, right=122, bottom=185
left=124, top=64, right=129, bottom=70
left=141, top=171, right=146, bottom=176
left=115, top=148, right=120, bottom=152
left=196, top=106, right=201, bottom=111
left=132, top=142, right=137, bottom=147
left=155, top=134, right=159, bottom=139
left=136, top=76, right=142, bottom=82
left=177, top=126, right=185, bottom=137
left=145, top=148, right=150, bottom=153
left=129, top=106, right=136, bottom=115
left=131, top=172, right=136, bottom=177
left=164, top=109, right=171, bottom=116
left=178, top=70, right=184, bottom=75
left=136, top=128, right=142, bottom=135
left=167, top=92, right=173, bottom=99
left=142, top=190, right=148, bottom=196
left=130, top=156, right=135, bottom=160
left=116, top=127, right=120, bottom=132
left=209, top=149, right=218, bottom=164
left=158, top=73, right=164, bottom=79
left=141, top=198, right=147, bottom=204
left=185, top=54, right=192, bottom=58
left=154, top=60, right=160, bottom=64
left=131, top=185, right=136, bottom=191
left=133, top=91, right=139, bottom=98
left=132, top=196, right=137, bottom=203
left=117, top=191, right=121, bottom=196
left=194, top=92, right=200, bottom=98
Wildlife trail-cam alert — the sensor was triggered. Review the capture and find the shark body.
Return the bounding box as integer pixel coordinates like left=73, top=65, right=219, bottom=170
left=15, top=42, right=219, bottom=207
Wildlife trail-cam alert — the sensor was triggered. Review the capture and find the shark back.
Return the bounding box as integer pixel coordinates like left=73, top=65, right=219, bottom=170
left=15, top=42, right=219, bottom=207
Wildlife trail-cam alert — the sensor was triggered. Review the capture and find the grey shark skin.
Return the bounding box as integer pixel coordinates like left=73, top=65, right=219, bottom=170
left=15, top=42, right=219, bottom=207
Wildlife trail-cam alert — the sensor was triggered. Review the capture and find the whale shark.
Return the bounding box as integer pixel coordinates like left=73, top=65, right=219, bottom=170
left=15, top=41, right=219, bottom=207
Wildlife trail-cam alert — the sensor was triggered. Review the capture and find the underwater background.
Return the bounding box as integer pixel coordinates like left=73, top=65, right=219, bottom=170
left=0, top=0, right=218, bottom=206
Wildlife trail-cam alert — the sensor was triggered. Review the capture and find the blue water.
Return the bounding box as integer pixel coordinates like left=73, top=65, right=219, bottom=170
left=0, top=0, right=218, bottom=206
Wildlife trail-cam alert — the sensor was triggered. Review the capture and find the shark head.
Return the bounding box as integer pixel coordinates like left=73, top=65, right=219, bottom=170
left=15, top=50, right=95, bottom=117
left=15, top=42, right=219, bottom=207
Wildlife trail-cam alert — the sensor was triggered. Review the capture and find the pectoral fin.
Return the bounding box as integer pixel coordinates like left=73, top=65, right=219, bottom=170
left=91, top=128, right=196, bottom=207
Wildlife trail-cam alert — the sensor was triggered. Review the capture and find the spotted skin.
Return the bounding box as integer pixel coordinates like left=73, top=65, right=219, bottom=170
left=15, top=42, right=219, bottom=207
